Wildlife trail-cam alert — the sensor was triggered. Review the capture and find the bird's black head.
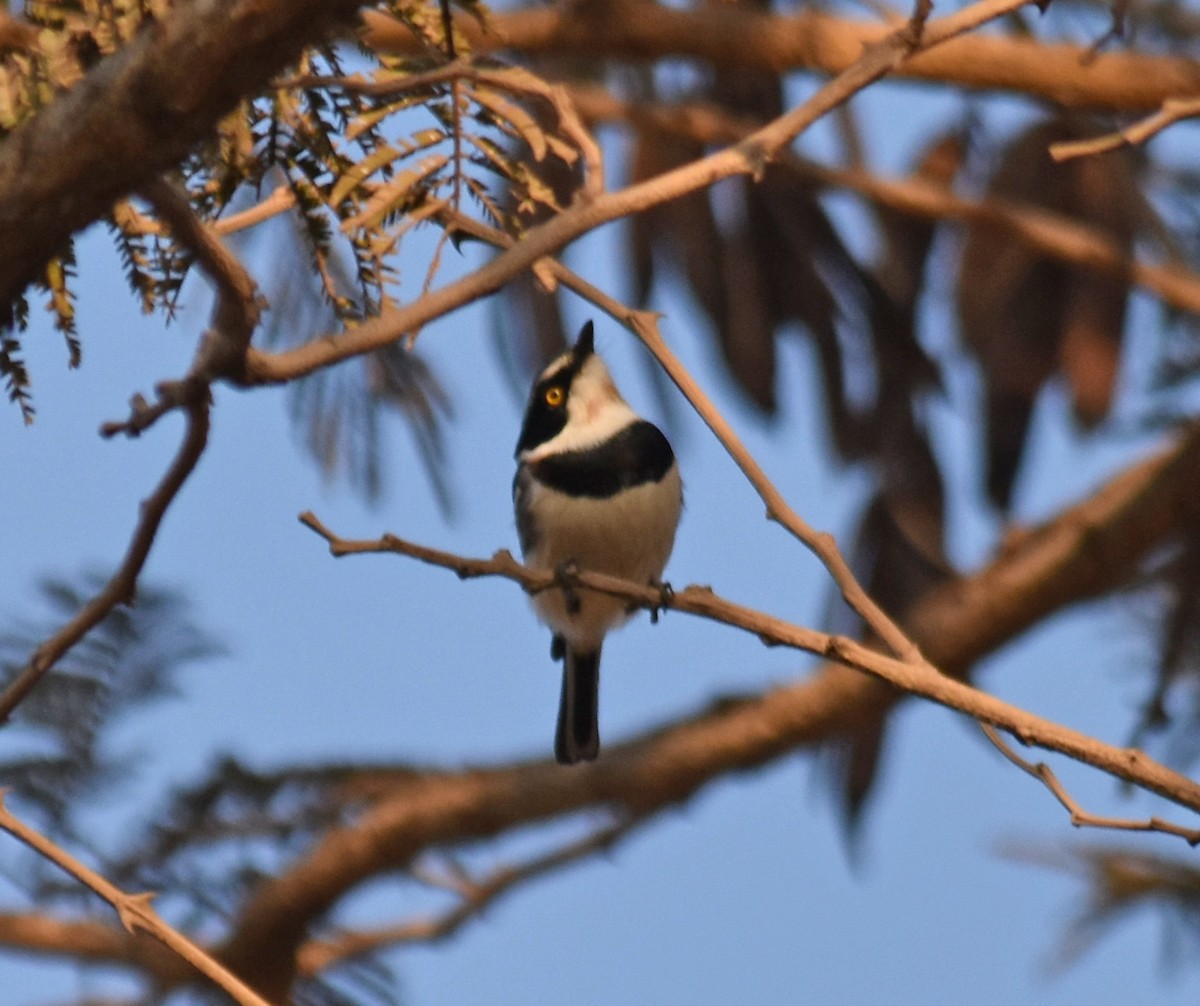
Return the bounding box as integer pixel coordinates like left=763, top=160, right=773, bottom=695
left=514, top=322, right=596, bottom=457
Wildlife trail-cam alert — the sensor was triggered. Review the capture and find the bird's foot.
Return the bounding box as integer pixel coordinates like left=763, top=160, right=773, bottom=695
left=555, top=559, right=583, bottom=615
left=648, top=579, right=674, bottom=624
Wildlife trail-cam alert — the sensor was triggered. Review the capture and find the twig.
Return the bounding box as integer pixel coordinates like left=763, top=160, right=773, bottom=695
left=115, top=186, right=299, bottom=240
left=980, top=724, right=1200, bottom=845
left=0, top=793, right=273, bottom=1006
left=298, top=814, right=637, bottom=972
left=1049, top=96, right=1200, bottom=162
left=215, top=185, right=297, bottom=236
left=140, top=178, right=262, bottom=376
left=0, top=387, right=211, bottom=725
left=298, top=512, right=1200, bottom=824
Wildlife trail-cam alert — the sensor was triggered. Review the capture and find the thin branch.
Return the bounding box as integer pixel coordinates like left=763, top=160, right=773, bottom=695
left=0, top=385, right=211, bottom=725
left=981, top=724, right=1200, bottom=844
left=216, top=185, right=298, bottom=236
left=1049, top=95, right=1200, bottom=161
left=121, top=185, right=300, bottom=240
left=0, top=793, right=273, bottom=1006
left=298, top=511, right=1200, bottom=820
left=298, top=815, right=638, bottom=973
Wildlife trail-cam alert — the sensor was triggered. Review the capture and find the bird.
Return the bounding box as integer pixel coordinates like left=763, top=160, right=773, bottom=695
left=513, top=320, right=683, bottom=764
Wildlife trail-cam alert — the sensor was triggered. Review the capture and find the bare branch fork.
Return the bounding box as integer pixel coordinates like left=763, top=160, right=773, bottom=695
left=298, top=512, right=1200, bottom=836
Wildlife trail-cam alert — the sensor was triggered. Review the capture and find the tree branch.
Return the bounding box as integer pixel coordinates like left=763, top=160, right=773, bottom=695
left=361, top=1, right=1200, bottom=112
left=0, top=911, right=188, bottom=982
left=297, top=815, right=638, bottom=974
left=0, top=793, right=272, bottom=1006
left=0, top=169, right=267, bottom=723
left=299, top=510, right=1200, bottom=819
left=1049, top=94, right=1200, bottom=161
left=982, top=724, right=1200, bottom=844
left=0, top=0, right=366, bottom=320
left=0, top=384, right=210, bottom=725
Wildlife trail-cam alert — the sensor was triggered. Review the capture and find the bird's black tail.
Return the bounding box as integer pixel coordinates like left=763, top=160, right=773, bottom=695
left=556, top=647, right=600, bottom=764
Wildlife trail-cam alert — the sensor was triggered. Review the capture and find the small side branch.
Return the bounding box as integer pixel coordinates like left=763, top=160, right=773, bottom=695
left=1050, top=96, right=1200, bottom=162
left=981, top=724, right=1200, bottom=845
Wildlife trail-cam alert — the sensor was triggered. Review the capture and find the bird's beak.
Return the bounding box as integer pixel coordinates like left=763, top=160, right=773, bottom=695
left=572, top=320, right=595, bottom=363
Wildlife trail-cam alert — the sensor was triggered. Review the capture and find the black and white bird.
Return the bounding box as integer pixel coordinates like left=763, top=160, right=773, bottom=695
left=514, top=321, right=683, bottom=764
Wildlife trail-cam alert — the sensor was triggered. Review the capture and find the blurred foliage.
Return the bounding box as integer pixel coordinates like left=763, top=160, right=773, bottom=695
left=1005, top=843, right=1200, bottom=975
left=0, top=573, right=221, bottom=850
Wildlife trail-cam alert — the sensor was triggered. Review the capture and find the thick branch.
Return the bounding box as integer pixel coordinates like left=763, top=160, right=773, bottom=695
left=0, top=911, right=188, bottom=984
left=362, top=1, right=1200, bottom=112
left=0, top=0, right=365, bottom=319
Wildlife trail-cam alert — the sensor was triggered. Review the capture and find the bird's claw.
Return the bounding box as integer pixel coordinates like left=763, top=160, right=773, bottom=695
left=555, top=560, right=582, bottom=615
left=648, top=579, right=674, bottom=624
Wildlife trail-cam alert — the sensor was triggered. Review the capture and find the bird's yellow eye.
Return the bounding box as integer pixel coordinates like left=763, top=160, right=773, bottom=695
left=544, top=386, right=565, bottom=407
